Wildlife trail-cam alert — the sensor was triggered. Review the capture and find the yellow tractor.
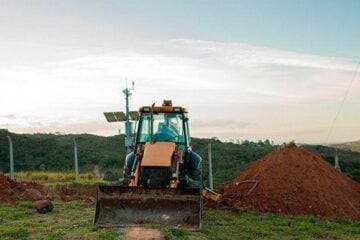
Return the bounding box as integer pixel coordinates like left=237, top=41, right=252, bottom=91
left=94, top=100, right=202, bottom=230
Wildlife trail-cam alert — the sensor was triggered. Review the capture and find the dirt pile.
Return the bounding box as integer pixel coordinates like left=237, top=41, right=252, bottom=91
left=0, top=175, right=53, bottom=204
left=210, top=144, right=360, bottom=220
left=0, top=174, right=97, bottom=205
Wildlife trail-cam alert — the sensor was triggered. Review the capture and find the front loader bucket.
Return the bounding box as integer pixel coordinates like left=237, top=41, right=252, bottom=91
left=94, top=186, right=202, bottom=230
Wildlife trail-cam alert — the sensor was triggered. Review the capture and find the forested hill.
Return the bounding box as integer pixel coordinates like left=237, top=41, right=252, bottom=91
left=1, top=129, right=359, bottom=186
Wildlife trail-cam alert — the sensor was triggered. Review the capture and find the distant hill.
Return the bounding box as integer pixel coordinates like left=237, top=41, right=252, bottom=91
left=1, top=129, right=359, bottom=185
left=330, top=140, right=360, bottom=152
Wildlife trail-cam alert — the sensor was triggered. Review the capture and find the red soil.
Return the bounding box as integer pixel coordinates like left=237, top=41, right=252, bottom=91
left=0, top=175, right=53, bottom=204
left=56, top=184, right=96, bottom=202
left=212, top=144, right=360, bottom=220
left=0, top=175, right=96, bottom=204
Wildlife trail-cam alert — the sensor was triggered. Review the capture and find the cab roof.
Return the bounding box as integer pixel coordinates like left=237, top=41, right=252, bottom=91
left=139, top=100, right=188, bottom=113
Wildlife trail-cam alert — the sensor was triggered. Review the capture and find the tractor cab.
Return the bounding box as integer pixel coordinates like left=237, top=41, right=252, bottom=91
left=135, top=100, right=190, bottom=152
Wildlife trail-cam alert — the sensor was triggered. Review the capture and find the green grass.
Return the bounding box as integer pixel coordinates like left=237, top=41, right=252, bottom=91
left=202, top=209, right=360, bottom=240
left=0, top=201, right=120, bottom=240
left=0, top=201, right=359, bottom=240
left=12, top=171, right=109, bottom=187
left=46, top=178, right=109, bottom=188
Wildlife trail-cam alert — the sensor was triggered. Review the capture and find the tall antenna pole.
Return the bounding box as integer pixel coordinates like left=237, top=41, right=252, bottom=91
left=7, top=136, right=15, bottom=180
left=73, top=139, right=80, bottom=183
left=123, top=81, right=135, bottom=154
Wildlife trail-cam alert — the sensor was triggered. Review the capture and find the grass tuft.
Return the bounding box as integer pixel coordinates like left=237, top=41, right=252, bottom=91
left=0, top=226, right=28, bottom=240
left=164, top=228, right=189, bottom=239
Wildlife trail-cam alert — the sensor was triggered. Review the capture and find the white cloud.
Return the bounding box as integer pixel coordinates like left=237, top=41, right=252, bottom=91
left=0, top=39, right=359, bottom=143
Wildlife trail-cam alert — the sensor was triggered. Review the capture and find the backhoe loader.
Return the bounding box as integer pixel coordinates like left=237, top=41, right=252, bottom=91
left=94, top=100, right=202, bottom=230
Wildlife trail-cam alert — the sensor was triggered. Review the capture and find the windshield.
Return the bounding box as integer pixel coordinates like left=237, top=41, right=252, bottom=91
left=137, top=112, right=185, bottom=144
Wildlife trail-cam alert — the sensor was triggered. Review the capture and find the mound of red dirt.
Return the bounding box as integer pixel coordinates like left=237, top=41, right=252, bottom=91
left=0, top=175, right=96, bottom=205
left=210, top=144, right=360, bottom=220
left=0, top=175, right=53, bottom=204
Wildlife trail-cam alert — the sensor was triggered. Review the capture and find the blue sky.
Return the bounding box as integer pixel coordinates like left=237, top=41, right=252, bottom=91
left=7, top=0, right=360, bottom=57
left=20, top=0, right=359, bottom=58
left=0, top=0, right=359, bottom=143
left=120, top=0, right=359, bottom=58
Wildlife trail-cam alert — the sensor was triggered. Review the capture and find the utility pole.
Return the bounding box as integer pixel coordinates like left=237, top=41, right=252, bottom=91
left=208, top=143, right=213, bottom=190
left=73, top=139, right=79, bottom=183
left=334, top=150, right=341, bottom=171
left=7, top=136, right=15, bottom=180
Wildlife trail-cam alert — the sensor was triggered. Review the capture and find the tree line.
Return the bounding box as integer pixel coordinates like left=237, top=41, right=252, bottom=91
left=1, top=129, right=359, bottom=184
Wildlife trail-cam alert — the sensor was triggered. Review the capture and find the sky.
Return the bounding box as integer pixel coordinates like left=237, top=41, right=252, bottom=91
left=0, top=0, right=359, bottom=143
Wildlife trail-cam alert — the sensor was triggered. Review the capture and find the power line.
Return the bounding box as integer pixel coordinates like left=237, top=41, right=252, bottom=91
left=325, top=60, right=360, bottom=143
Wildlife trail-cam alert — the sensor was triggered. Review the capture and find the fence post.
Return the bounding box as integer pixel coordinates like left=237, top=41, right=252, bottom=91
left=7, top=136, right=15, bottom=180
left=73, top=139, right=79, bottom=183
left=208, top=143, right=213, bottom=190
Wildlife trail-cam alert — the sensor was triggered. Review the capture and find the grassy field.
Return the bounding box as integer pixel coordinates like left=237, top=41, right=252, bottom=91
left=1, top=172, right=359, bottom=239
left=1, top=200, right=359, bottom=240
left=15, top=171, right=97, bottom=182
left=13, top=171, right=108, bottom=185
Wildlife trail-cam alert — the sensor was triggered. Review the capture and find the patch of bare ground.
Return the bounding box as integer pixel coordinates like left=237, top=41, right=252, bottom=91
left=125, top=227, right=163, bottom=240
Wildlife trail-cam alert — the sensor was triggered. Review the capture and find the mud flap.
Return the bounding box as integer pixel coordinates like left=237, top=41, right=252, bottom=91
left=94, top=186, right=202, bottom=230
